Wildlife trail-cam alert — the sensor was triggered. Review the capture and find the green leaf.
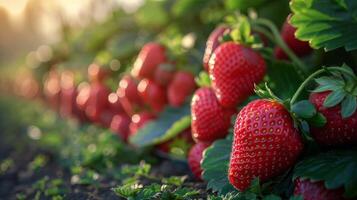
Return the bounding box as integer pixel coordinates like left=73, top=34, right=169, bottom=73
left=195, top=71, right=211, bottom=87
left=129, top=105, right=191, bottom=147
left=323, top=90, right=346, bottom=108
left=225, top=0, right=267, bottom=11
left=291, top=100, right=316, bottom=119
left=289, top=196, right=303, bottom=200
left=290, top=0, right=357, bottom=51
left=293, top=151, right=357, bottom=198
left=341, top=94, right=357, bottom=118
left=162, top=176, right=187, bottom=186
left=311, top=84, right=341, bottom=93
left=263, top=194, right=281, bottom=200
left=201, top=136, right=237, bottom=195
left=266, top=60, right=303, bottom=100
left=307, top=112, right=327, bottom=127
left=315, top=76, right=344, bottom=87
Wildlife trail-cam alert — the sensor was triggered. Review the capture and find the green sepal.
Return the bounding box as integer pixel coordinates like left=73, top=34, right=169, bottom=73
left=341, top=94, right=357, bottom=118
left=298, top=120, right=314, bottom=141
left=195, top=71, right=211, bottom=87
left=315, top=76, right=344, bottom=87
left=291, top=100, right=316, bottom=119
left=307, top=112, right=327, bottom=128
left=226, top=14, right=263, bottom=48
left=323, top=90, right=347, bottom=108
left=311, top=84, right=341, bottom=93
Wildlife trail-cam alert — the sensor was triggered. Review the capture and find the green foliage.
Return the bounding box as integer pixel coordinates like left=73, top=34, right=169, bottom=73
left=294, top=151, right=357, bottom=198
left=290, top=0, right=357, bottom=51
left=291, top=100, right=316, bottom=119
left=312, top=65, right=357, bottom=118
left=130, top=105, right=191, bottom=147
left=265, top=60, right=303, bottom=100
left=201, top=135, right=237, bottom=195
left=113, top=162, right=199, bottom=200
left=32, top=177, right=66, bottom=199
left=195, top=71, right=211, bottom=87
left=225, top=0, right=267, bottom=11
left=113, top=182, right=200, bottom=200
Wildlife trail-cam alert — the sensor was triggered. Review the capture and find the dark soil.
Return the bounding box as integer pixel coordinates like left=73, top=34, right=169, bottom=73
left=0, top=97, right=206, bottom=200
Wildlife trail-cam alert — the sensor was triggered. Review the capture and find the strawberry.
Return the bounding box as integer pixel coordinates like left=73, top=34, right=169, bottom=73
left=203, top=26, right=230, bottom=71
left=154, top=63, right=175, bottom=87
left=187, top=142, right=211, bottom=180
left=228, top=99, right=303, bottom=191
left=129, top=112, right=156, bottom=136
left=274, top=15, right=312, bottom=60
left=76, top=82, right=91, bottom=111
left=309, top=91, right=357, bottom=146
left=59, top=71, right=77, bottom=118
left=168, top=71, right=197, bottom=107
left=108, top=92, right=124, bottom=114
left=131, top=42, right=167, bottom=80
left=110, top=114, right=131, bottom=142
left=191, top=87, right=235, bottom=142
left=138, top=79, right=167, bottom=113
left=85, top=82, right=111, bottom=124
left=88, top=63, right=109, bottom=82
left=43, top=70, right=61, bottom=111
left=209, top=42, right=266, bottom=108
left=117, top=75, right=143, bottom=116
left=294, top=178, right=349, bottom=200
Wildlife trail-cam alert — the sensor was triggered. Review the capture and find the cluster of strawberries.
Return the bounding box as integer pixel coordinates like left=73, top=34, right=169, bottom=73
left=188, top=15, right=357, bottom=200
left=43, top=42, right=197, bottom=149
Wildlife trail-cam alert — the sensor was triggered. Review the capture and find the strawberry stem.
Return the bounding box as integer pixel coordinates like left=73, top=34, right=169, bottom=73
left=290, top=67, right=357, bottom=105
left=251, top=18, right=308, bottom=80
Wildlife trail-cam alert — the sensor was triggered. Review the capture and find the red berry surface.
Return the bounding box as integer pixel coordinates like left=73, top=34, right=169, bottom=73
left=229, top=99, right=303, bottom=191
left=187, top=142, right=211, bottom=180
left=209, top=42, right=266, bottom=108
left=191, top=87, right=235, bottom=142
left=309, top=91, right=357, bottom=146
left=168, top=71, right=196, bottom=107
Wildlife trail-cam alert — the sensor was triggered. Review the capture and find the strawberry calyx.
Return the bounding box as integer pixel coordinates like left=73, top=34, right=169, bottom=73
left=224, top=15, right=264, bottom=49
left=195, top=71, right=211, bottom=88
left=254, top=83, right=322, bottom=141
left=286, top=65, right=357, bottom=140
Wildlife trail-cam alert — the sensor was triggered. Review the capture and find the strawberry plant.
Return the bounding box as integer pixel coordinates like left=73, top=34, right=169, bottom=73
left=1, top=0, right=357, bottom=199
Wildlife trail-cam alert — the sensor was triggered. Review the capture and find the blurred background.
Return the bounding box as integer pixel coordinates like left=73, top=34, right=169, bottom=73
left=0, top=0, right=143, bottom=63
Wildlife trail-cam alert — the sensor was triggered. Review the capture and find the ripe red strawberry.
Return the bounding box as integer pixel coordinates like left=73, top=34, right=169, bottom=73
left=154, top=63, right=175, bottom=87
left=88, top=63, right=109, bottom=82
left=117, top=75, right=143, bottom=116
left=108, top=92, right=124, bottom=114
left=129, top=112, right=156, bottom=136
left=131, top=42, right=167, bottom=80
left=110, top=114, right=131, bottom=142
left=203, top=26, right=230, bottom=71
left=294, top=178, right=349, bottom=200
left=76, top=82, right=91, bottom=111
left=188, top=142, right=211, bottom=180
left=309, top=91, right=357, bottom=146
left=209, top=42, right=266, bottom=108
left=85, top=82, right=111, bottom=123
left=59, top=71, right=77, bottom=118
left=229, top=99, right=303, bottom=191
left=168, top=71, right=197, bottom=107
left=191, top=87, right=235, bottom=142
left=43, top=70, right=61, bottom=111
left=138, top=79, right=167, bottom=113
left=274, top=15, right=312, bottom=60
